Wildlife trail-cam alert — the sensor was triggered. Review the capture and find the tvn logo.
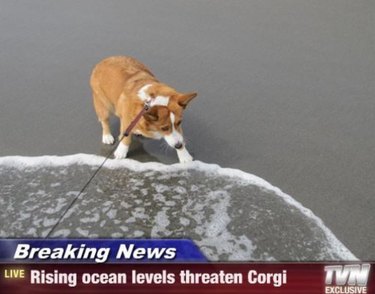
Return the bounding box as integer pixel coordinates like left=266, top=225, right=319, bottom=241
left=324, top=264, right=371, bottom=294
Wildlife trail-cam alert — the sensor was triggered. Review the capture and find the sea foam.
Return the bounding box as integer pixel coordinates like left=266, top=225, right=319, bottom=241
left=0, top=154, right=356, bottom=261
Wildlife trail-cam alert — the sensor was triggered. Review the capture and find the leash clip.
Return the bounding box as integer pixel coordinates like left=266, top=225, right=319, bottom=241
left=144, top=100, right=152, bottom=111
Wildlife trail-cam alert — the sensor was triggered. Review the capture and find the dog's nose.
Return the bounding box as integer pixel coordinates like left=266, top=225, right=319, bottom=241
left=174, top=142, right=183, bottom=149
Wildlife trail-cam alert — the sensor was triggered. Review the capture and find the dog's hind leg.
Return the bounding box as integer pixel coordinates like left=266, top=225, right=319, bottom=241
left=93, top=91, right=115, bottom=145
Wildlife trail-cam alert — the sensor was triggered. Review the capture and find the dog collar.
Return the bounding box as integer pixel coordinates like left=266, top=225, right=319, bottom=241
left=123, top=98, right=168, bottom=137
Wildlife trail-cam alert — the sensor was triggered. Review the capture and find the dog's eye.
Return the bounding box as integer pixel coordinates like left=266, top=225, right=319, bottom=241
left=176, top=120, right=182, bottom=126
left=161, top=126, right=170, bottom=131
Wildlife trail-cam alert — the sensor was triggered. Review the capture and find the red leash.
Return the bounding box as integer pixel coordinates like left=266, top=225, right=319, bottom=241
left=122, top=93, right=169, bottom=137
left=123, top=101, right=151, bottom=137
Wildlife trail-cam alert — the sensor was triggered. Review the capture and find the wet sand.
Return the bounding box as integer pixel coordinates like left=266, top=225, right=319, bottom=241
left=0, top=1, right=374, bottom=259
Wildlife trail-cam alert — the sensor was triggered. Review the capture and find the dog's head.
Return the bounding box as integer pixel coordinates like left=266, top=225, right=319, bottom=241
left=139, top=83, right=197, bottom=149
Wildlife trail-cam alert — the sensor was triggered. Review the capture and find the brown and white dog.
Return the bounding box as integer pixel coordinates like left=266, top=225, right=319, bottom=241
left=90, top=56, right=197, bottom=163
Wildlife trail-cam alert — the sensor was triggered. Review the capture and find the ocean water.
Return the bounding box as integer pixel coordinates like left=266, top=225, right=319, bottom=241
left=0, top=154, right=356, bottom=261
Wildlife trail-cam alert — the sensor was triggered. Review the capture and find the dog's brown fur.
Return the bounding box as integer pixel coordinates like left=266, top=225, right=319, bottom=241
left=90, top=56, right=197, bottom=161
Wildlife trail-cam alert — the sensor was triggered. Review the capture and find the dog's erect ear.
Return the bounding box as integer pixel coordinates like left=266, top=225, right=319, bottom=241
left=178, top=92, right=197, bottom=109
left=143, top=108, right=159, bottom=121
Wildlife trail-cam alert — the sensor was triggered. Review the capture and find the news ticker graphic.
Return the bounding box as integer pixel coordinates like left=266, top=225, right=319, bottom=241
left=0, top=239, right=207, bottom=263
left=0, top=240, right=373, bottom=293
left=1, top=263, right=374, bottom=293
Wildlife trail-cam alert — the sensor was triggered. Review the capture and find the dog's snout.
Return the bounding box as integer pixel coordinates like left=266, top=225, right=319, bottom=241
left=174, top=142, right=183, bottom=149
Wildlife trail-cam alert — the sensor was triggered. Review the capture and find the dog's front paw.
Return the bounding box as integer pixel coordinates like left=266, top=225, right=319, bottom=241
left=114, top=143, right=129, bottom=159
left=102, top=134, right=115, bottom=145
left=177, top=148, right=193, bottom=163
left=180, top=154, right=193, bottom=163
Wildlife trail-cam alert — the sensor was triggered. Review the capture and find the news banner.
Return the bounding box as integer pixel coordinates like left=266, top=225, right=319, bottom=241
left=0, top=239, right=373, bottom=293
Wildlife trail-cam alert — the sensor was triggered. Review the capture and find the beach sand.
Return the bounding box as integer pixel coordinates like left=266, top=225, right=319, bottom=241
left=0, top=0, right=374, bottom=259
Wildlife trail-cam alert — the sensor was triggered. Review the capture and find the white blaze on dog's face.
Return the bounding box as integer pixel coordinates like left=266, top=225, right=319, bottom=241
left=164, top=112, right=184, bottom=149
left=139, top=84, right=197, bottom=149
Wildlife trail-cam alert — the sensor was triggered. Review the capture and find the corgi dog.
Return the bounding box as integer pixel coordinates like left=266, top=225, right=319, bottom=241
left=90, top=56, right=197, bottom=163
